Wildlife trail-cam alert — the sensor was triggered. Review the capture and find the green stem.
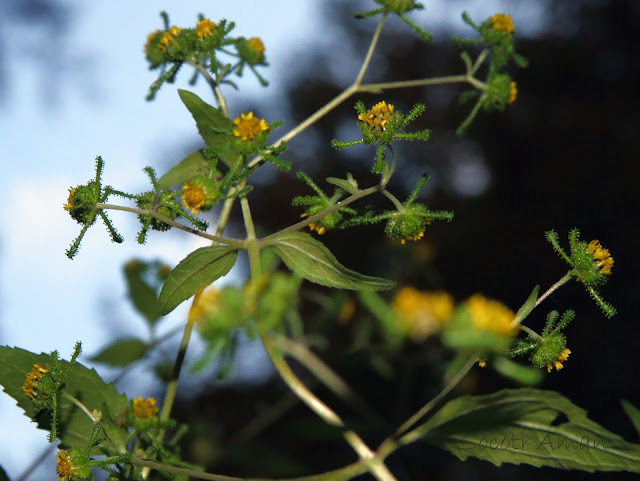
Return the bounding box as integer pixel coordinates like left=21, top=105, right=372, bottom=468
left=380, top=189, right=404, bottom=211
left=393, top=354, right=478, bottom=437
left=261, top=184, right=382, bottom=243
left=240, top=195, right=262, bottom=279
left=535, top=273, right=572, bottom=309
left=62, top=392, right=100, bottom=423
left=354, top=13, right=388, bottom=85
left=129, top=455, right=368, bottom=481
left=95, top=203, right=242, bottom=247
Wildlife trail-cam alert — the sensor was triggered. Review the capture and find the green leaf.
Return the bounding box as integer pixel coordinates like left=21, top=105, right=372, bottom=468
left=157, top=150, right=209, bottom=190
left=0, top=465, right=9, bottom=481
left=177, top=89, right=241, bottom=168
left=405, top=388, right=640, bottom=473
left=159, top=246, right=238, bottom=315
left=492, top=357, right=543, bottom=386
left=90, top=338, right=149, bottom=367
left=0, top=346, right=128, bottom=455
left=124, top=260, right=161, bottom=325
left=513, top=285, right=539, bottom=324
left=621, top=400, right=640, bottom=440
left=266, top=232, right=394, bottom=291
left=326, top=174, right=359, bottom=194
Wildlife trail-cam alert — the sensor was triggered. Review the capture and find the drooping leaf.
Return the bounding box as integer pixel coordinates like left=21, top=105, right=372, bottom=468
left=157, top=150, right=209, bottom=190
left=621, top=400, right=640, bottom=440
left=0, top=346, right=128, bottom=455
left=404, top=388, right=640, bottom=473
left=513, top=285, right=540, bottom=324
left=177, top=89, right=241, bottom=167
left=124, top=260, right=161, bottom=325
left=159, top=246, right=238, bottom=315
left=266, top=232, right=394, bottom=291
left=90, top=338, right=149, bottom=367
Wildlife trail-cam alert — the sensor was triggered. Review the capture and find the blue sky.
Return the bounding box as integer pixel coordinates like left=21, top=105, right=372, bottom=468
left=0, top=0, right=544, bottom=476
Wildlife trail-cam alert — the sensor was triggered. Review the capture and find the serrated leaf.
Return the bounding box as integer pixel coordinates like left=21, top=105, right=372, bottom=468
left=124, top=260, right=160, bottom=325
left=177, top=89, right=241, bottom=168
left=405, top=388, right=640, bottom=473
left=266, top=232, right=394, bottom=291
left=621, top=400, right=640, bottom=440
left=157, top=150, right=209, bottom=190
left=0, top=346, right=128, bottom=455
left=90, top=338, right=149, bottom=367
left=514, top=285, right=539, bottom=324
left=159, top=246, right=238, bottom=315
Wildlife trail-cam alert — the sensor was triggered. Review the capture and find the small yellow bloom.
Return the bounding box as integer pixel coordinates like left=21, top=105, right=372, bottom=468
left=247, top=37, right=266, bottom=54
left=189, top=288, right=220, bottom=323
left=587, top=240, right=614, bottom=275
left=507, top=81, right=517, bottom=104
left=181, top=182, right=207, bottom=214
left=477, top=358, right=487, bottom=368
left=466, top=294, right=517, bottom=337
left=158, top=26, right=181, bottom=51
left=392, top=287, right=454, bottom=341
left=132, top=397, right=159, bottom=419
left=233, top=111, right=269, bottom=141
left=491, top=13, right=514, bottom=34
left=547, top=348, right=571, bottom=373
left=144, top=30, right=160, bottom=54
left=23, top=363, right=48, bottom=399
left=63, top=187, right=78, bottom=211
left=358, top=101, right=395, bottom=130
left=56, top=451, right=73, bottom=481
left=196, top=19, right=216, bottom=39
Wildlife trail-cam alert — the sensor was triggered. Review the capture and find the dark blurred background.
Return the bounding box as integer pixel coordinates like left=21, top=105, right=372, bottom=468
left=3, top=1, right=639, bottom=480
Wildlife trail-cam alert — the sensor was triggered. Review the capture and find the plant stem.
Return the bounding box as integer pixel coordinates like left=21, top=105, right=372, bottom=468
left=95, top=203, right=242, bottom=247
left=354, top=13, right=388, bottom=85
left=62, top=392, right=101, bottom=423
left=380, top=189, right=404, bottom=211
left=240, top=195, right=262, bottom=279
left=261, top=336, right=397, bottom=481
left=393, top=354, right=478, bottom=438
left=535, top=272, right=572, bottom=309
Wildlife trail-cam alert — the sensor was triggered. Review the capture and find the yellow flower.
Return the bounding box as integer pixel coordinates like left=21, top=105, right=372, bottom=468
left=232, top=111, right=269, bottom=141
left=144, top=30, right=160, bottom=54
left=358, top=101, right=395, bottom=130
left=477, top=358, right=487, bottom=368
left=247, top=37, right=265, bottom=54
left=158, top=26, right=181, bottom=51
left=181, top=182, right=207, bottom=214
left=587, top=240, right=614, bottom=275
left=23, top=363, right=48, bottom=399
left=392, top=287, right=454, bottom=341
left=547, top=348, right=571, bottom=373
left=56, top=451, right=73, bottom=481
left=507, top=81, right=517, bottom=104
left=491, top=13, right=514, bottom=34
left=189, top=288, right=221, bottom=323
left=63, top=187, right=78, bottom=211
left=196, top=19, right=216, bottom=39
left=466, top=294, right=517, bottom=337
left=132, top=397, right=159, bottom=419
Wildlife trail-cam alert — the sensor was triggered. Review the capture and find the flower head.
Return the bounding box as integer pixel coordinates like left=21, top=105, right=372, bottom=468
left=181, top=182, right=207, bottom=214
left=189, top=288, right=221, bottom=323
left=23, top=363, right=48, bottom=400
left=132, top=397, right=159, bottom=419
left=358, top=101, right=395, bottom=131
left=466, top=294, right=517, bottom=337
left=392, top=287, right=454, bottom=340
left=587, top=240, right=614, bottom=275
left=547, top=348, right=571, bottom=373
left=233, top=112, right=269, bottom=141
left=158, top=26, right=181, bottom=51
left=507, top=81, right=517, bottom=104
left=56, top=451, right=73, bottom=481
left=247, top=37, right=265, bottom=54
left=196, top=19, right=216, bottom=38
left=56, top=450, right=91, bottom=481
left=144, top=30, right=161, bottom=54
left=491, top=13, right=514, bottom=34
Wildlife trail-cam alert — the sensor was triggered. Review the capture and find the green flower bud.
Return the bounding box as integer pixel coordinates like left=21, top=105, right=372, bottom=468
left=136, top=191, right=181, bottom=232
left=56, top=449, right=92, bottom=481
left=385, top=203, right=431, bottom=244
left=530, top=334, right=571, bottom=373
left=63, top=183, right=100, bottom=225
